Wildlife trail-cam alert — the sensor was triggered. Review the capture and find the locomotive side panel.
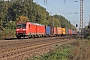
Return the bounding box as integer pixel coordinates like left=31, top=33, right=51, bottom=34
left=28, top=23, right=37, bottom=35
left=37, top=25, right=45, bottom=34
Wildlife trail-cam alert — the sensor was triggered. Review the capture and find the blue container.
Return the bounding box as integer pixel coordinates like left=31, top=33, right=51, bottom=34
left=72, top=30, right=74, bottom=34
left=66, top=29, right=69, bottom=34
left=46, top=26, right=50, bottom=34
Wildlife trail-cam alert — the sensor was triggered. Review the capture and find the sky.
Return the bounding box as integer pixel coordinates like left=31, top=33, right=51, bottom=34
left=33, top=0, right=90, bottom=28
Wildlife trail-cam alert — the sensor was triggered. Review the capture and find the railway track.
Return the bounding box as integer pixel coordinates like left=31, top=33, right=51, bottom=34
left=0, top=37, right=76, bottom=60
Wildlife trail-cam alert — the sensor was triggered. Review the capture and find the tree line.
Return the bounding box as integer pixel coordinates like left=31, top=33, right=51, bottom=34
left=0, top=0, right=76, bottom=30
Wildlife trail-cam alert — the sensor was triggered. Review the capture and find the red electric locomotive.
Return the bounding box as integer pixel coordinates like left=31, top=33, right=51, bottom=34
left=16, top=22, right=45, bottom=38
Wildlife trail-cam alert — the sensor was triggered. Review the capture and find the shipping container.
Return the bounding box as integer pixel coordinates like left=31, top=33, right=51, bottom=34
left=56, top=27, right=62, bottom=35
left=69, top=29, right=71, bottom=34
left=74, top=30, right=77, bottom=34
left=62, top=28, right=66, bottom=35
left=70, top=30, right=72, bottom=34
left=50, top=27, right=53, bottom=35
left=46, top=26, right=50, bottom=35
left=50, top=27, right=57, bottom=35
left=54, top=27, right=57, bottom=34
left=66, top=29, right=69, bottom=34
left=72, top=30, right=74, bottom=34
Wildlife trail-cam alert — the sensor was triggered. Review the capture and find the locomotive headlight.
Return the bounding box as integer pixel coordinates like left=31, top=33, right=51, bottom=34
left=23, top=29, right=26, bottom=31
left=16, top=29, right=19, bottom=31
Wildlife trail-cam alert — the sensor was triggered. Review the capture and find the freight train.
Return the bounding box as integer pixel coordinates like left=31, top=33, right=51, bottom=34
left=16, top=22, right=77, bottom=39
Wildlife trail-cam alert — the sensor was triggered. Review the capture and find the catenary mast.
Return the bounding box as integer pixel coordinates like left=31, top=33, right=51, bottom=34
left=80, top=0, right=83, bottom=36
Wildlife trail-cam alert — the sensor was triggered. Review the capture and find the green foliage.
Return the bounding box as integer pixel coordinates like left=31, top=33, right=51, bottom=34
left=0, top=28, right=16, bottom=39
left=31, top=45, right=73, bottom=60
left=51, top=15, right=76, bottom=30
left=87, top=36, right=90, bottom=40
left=0, top=0, right=76, bottom=30
left=0, top=31, right=3, bottom=39
left=4, top=21, right=16, bottom=29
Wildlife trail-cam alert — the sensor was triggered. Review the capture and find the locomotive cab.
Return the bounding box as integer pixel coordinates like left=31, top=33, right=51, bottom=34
left=16, top=23, right=26, bottom=38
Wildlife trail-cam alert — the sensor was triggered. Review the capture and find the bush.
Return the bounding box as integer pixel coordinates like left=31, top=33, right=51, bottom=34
left=0, top=31, right=3, bottom=39
left=87, top=36, right=90, bottom=40
left=4, top=21, right=16, bottom=29
left=30, top=45, right=73, bottom=60
left=1, top=28, right=16, bottom=38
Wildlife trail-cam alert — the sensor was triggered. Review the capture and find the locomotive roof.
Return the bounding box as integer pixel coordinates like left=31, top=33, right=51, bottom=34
left=30, top=22, right=45, bottom=26
left=17, top=22, right=45, bottom=26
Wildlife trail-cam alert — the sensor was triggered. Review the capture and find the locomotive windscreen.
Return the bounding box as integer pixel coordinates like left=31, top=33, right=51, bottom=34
left=17, top=24, right=26, bottom=28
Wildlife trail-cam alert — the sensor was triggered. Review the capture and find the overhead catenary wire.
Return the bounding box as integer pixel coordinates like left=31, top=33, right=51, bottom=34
left=44, top=0, right=47, bottom=5
left=63, top=0, right=78, bottom=25
left=45, top=1, right=75, bottom=21
left=33, top=0, right=78, bottom=17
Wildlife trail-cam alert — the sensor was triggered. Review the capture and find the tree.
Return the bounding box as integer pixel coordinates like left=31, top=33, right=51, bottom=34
left=4, top=21, right=16, bottom=29
left=16, top=16, right=28, bottom=23
left=0, top=0, right=76, bottom=30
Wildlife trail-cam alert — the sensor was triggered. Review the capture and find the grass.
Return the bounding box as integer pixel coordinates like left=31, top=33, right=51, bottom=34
left=27, top=43, right=74, bottom=60
left=27, top=39, right=90, bottom=60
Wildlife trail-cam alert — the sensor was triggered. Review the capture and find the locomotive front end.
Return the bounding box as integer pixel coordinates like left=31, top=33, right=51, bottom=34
left=16, top=23, right=26, bottom=38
